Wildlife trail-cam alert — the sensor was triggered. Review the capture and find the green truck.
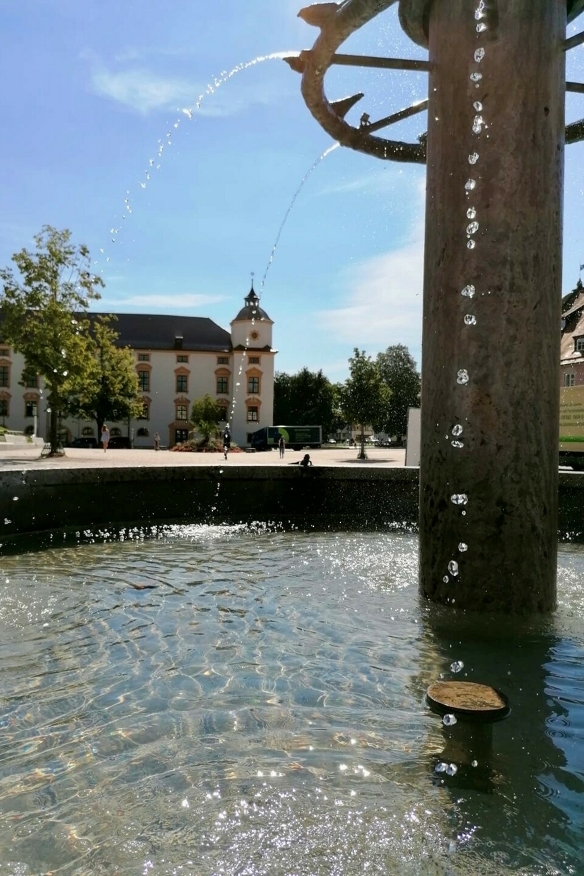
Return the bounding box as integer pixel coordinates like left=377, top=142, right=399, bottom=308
left=250, top=425, right=322, bottom=451
left=559, top=384, right=584, bottom=470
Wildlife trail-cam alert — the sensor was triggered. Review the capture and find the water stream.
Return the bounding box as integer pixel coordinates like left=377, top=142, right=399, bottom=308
left=0, top=526, right=583, bottom=874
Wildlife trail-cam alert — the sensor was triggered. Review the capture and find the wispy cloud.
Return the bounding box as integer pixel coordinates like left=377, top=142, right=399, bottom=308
left=88, top=55, right=292, bottom=116
left=97, top=292, right=226, bottom=311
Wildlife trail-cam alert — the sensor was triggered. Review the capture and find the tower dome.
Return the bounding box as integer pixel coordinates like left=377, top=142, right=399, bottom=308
left=232, top=283, right=272, bottom=323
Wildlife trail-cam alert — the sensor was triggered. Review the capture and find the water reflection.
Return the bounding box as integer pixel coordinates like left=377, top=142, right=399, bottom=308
left=0, top=528, right=581, bottom=874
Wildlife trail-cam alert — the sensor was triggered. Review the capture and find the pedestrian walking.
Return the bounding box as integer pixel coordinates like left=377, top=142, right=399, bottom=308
left=101, top=425, right=110, bottom=453
left=154, top=432, right=160, bottom=451
left=278, top=435, right=285, bottom=458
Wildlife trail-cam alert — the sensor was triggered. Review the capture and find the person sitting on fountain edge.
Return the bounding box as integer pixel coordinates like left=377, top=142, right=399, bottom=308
left=289, top=453, right=313, bottom=467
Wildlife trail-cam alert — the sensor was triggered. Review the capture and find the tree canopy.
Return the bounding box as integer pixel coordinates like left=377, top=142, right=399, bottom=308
left=0, top=226, right=103, bottom=454
left=190, top=394, right=225, bottom=444
left=68, top=315, right=143, bottom=437
left=340, top=349, right=391, bottom=458
left=274, top=368, right=341, bottom=436
left=376, top=344, right=420, bottom=437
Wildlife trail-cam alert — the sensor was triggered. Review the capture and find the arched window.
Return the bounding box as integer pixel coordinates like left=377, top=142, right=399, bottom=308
left=81, top=427, right=94, bottom=437
left=137, top=427, right=150, bottom=437
left=110, top=427, right=122, bottom=437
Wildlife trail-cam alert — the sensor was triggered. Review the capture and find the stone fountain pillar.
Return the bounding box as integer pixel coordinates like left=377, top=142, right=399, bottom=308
left=419, top=0, right=565, bottom=612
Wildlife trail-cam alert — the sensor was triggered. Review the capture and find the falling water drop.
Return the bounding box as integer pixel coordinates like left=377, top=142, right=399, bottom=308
left=435, top=762, right=448, bottom=774
left=452, top=425, right=463, bottom=437
left=470, top=72, right=483, bottom=83
left=458, top=542, right=468, bottom=552
left=448, top=560, right=459, bottom=576
left=443, top=576, right=449, bottom=583
left=474, top=48, right=485, bottom=63
left=472, top=115, right=485, bottom=134
left=450, top=660, right=464, bottom=673
left=467, top=207, right=477, bottom=219
left=446, top=763, right=458, bottom=776
left=466, top=221, right=479, bottom=235
left=461, top=284, right=476, bottom=298
left=471, top=760, right=478, bottom=767
left=451, top=440, right=464, bottom=449
left=457, top=370, right=470, bottom=384
left=476, top=22, right=487, bottom=33
left=464, top=314, right=477, bottom=326
left=468, top=152, right=479, bottom=165
left=443, top=714, right=457, bottom=727
left=473, top=101, right=483, bottom=112
left=465, top=179, right=476, bottom=191
left=467, top=240, right=476, bottom=249
left=475, top=1, right=485, bottom=19
left=451, top=494, right=468, bottom=506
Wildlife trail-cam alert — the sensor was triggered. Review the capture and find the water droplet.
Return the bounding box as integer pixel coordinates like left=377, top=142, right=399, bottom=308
left=451, top=440, right=464, bottom=449
left=472, top=115, right=485, bottom=133
left=467, top=207, right=477, bottom=219
left=443, top=575, right=449, bottom=583
left=475, top=1, right=485, bottom=19
left=452, top=425, right=463, bottom=437
left=443, top=714, right=457, bottom=727
left=474, top=48, right=485, bottom=63
left=12, top=497, right=18, bottom=502
left=466, top=221, right=479, bottom=235
left=473, top=101, right=483, bottom=112
left=450, top=660, right=464, bottom=673
left=451, top=494, right=468, bottom=506
left=470, top=72, right=483, bottom=83
left=435, top=762, right=448, bottom=774
left=464, top=314, right=477, bottom=326
left=476, top=22, right=487, bottom=32
left=467, top=240, right=476, bottom=249
left=457, top=369, right=470, bottom=385
left=471, top=759, right=478, bottom=767
left=448, top=560, right=459, bottom=576
left=461, top=284, right=476, bottom=298
left=458, top=542, right=468, bottom=552
left=468, top=152, right=479, bottom=165
left=446, top=763, right=458, bottom=776
left=465, top=179, right=476, bottom=191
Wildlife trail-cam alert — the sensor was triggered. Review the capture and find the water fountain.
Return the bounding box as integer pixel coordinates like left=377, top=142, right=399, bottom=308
left=286, top=0, right=584, bottom=613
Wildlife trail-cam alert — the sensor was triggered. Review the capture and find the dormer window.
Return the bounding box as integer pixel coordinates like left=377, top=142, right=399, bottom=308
left=575, top=337, right=584, bottom=352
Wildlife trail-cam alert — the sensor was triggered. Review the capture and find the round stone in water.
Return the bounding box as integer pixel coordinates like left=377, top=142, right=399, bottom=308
left=467, top=240, right=476, bottom=249
left=461, top=284, right=475, bottom=298
left=467, top=221, right=479, bottom=235
left=446, top=763, right=458, bottom=776
left=443, top=714, right=457, bottom=727
left=464, top=314, right=477, bottom=325
left=474, top=48, right=485, bottom=62
left=450, top=660, right=464, bottom=673
left=473, top=101, right=483, bottom=112
left=457, top=369, right=469, bottom=384
left=468, top=152, right=479, bottom=165
left=470, top=72, right=483, bottom=83
left=465, top=179, right=476, bottom=191
left=452, top=424, right=463, bottom=437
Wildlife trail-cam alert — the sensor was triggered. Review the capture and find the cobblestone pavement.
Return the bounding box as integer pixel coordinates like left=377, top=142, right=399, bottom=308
left=0, top=445, right=408, bottom=471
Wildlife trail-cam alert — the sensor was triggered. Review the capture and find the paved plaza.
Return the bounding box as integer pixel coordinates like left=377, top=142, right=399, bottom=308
left=0, top=444, right=408, bottom=471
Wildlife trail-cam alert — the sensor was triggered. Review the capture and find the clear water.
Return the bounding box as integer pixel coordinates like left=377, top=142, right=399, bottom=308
left=0, top=527, right=583, bottom=875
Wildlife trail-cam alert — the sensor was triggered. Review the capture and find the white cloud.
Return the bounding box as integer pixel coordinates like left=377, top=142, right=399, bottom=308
left=98, top=293, right=226, bottom=311
left=318, top=233, right=424, bottom=358
left=91, top=68, right=195, bottom=115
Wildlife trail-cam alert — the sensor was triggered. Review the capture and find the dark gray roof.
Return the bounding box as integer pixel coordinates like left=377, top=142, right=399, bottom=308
left=91, top=312, right=231, bottom=352
left=232, top=288, right=272, bottom=323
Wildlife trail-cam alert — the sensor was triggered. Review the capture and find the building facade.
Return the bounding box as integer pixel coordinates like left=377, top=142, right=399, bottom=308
left=0, top=286, right=276, bottom=448
left=561, top=282, right=584, bottom=387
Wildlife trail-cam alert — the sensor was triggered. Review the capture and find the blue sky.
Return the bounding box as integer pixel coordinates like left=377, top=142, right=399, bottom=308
left=1, top=1, right=583, bottom=380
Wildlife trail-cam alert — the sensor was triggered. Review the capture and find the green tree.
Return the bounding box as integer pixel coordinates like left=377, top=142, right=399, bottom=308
left=274, top=367, right=338, bottom=436
left=0, top=226, right=103, bottom=454
left=376, top=344, right=420, bottom=438
left=68, top=315, right=143, bottom=438
left=340, top=349, right=391, bottom=459
left=190, top=394, right=224, bottom=445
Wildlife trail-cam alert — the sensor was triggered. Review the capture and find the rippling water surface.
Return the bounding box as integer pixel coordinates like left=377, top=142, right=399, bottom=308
left=0, top=526, right=583, bottom=875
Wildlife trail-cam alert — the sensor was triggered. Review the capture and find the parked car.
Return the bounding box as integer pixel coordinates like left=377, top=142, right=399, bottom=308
left=69, top=437, right=98, bottom=449
left=108, top=436, right=132, bottom=449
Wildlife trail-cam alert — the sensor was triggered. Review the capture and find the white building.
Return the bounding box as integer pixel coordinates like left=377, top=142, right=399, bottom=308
left=0, top=285, right=276, bottom=448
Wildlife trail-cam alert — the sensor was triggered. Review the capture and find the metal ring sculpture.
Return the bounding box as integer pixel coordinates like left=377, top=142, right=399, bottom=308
left=285, top=0, right=584, bottom=163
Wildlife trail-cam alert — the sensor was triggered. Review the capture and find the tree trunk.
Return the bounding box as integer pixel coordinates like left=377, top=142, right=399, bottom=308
left=358, top=424, right=367, bottom=459
left=419, top=0, right=564, bottom=613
